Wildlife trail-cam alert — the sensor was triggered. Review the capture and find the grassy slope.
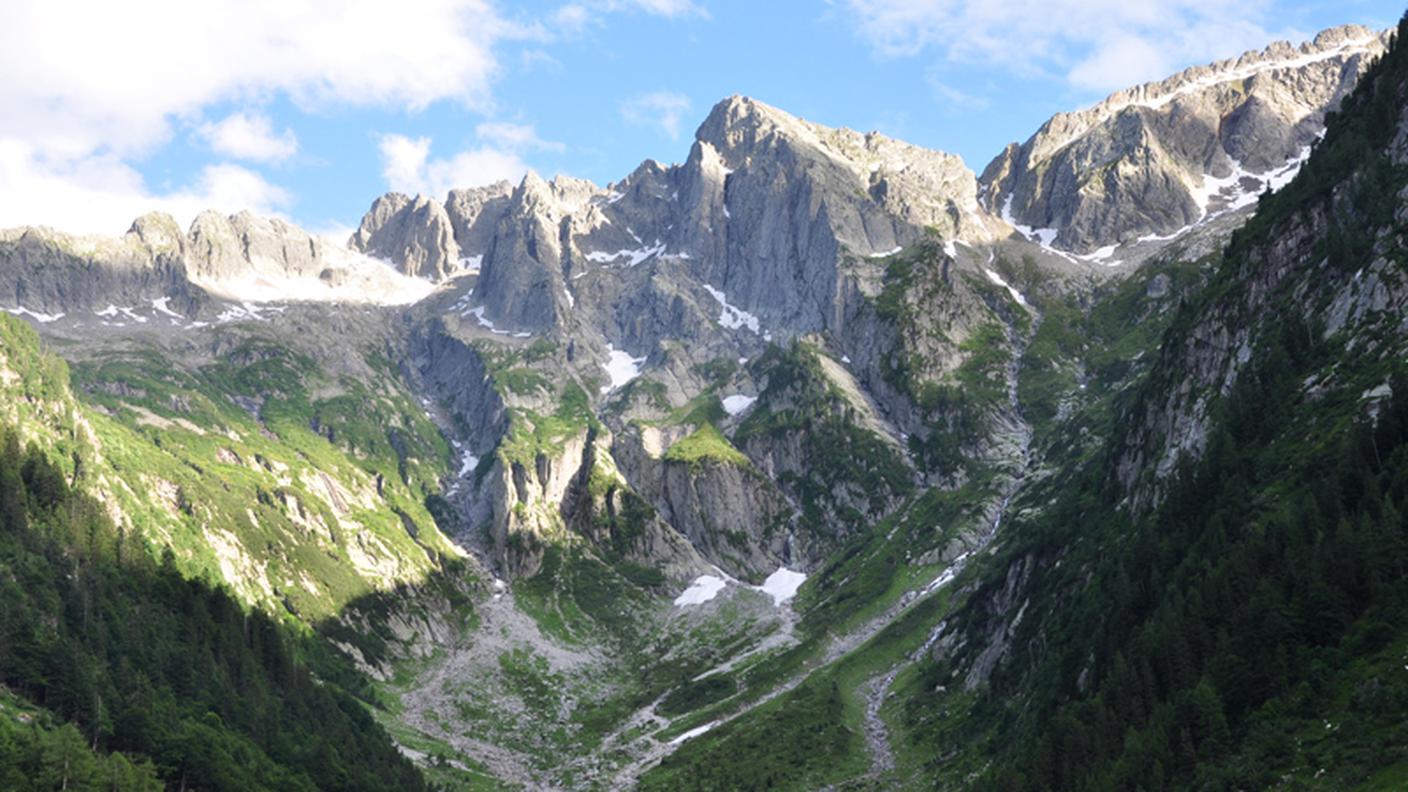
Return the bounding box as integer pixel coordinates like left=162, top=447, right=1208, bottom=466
left=0, top=316, right=464, bottom=621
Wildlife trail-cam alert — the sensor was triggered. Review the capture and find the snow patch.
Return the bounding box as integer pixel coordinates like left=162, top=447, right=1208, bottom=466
left=583, top=240, right=665, bottom=267
left=702, top=285, right=761, bottom=334
left=600, top=344, right=647, bottom=394
left=467, top=305, right=510, bottom=336
left=673, top=575, right=727, bottom=606
left=1001, top=195, right=1065, bottom=252
left=669, top=722, right=718, bottom=745
left=1074, top=244, right=1119, bottom=263
left=216, top=303, right=265, bottom=323
left=721, top=394, right=757, bottom=416
left=196, top=243, right=436, bottom=307
left=759, top=567, right=806, bottom=605
left=151, top=297, right=183, bottom=319
left=869, top=245, right=903, bottom=258
left=4, top=306, right=64, bottom=323
left=983, top=269, right=1030, bottom=308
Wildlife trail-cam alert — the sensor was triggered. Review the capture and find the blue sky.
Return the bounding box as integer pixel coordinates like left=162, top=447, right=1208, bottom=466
left=0, top=0, right=1400, bottom=237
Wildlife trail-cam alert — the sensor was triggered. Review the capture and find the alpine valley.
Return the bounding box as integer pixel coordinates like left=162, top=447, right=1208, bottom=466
left=2, top=19, right=1408, bottom=792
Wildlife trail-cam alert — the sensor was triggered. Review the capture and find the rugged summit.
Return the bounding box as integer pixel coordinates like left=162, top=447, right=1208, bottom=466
left=356, top=96, right=1003, bottom=342
left=981, top=24, right=1389, bottom=255
left=0, top=209, right=433, bottom=320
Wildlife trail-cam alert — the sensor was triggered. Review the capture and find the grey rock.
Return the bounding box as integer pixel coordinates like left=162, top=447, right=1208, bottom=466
left=350, top=193, right=463, bottom=280
left=982, top=24, right=1389, bottom=253
left=446, top=182, right=514, bottom=264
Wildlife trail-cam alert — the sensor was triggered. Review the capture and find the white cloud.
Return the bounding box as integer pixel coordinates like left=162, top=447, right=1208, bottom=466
left=555, top=0, right=707, bottom=32
left=0, top=0, right=711, bottom=234
left=926, top=75, right=989, bottom=111
left=376, top=117, right=571, bottom=196
left=0, top=0, right=517, bottom=159
left=378, top=134, right=529, bottom=198
left=0, top=0, right=522, bottom=234
left=475, top=122, right=565, bottom=152
left=841, top=0, right=1298, bottom=93
left=620, top=91, right=693, bottom=140
left=198, top=112, right=298, bottom=163
left=0, top=141, right=288, bottom=235
left=620, top=0, right=708, bottom=18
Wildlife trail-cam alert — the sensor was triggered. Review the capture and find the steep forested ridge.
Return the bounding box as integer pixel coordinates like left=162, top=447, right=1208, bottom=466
left=0, top=319, right=428, bottom=791
left=629, top=15, right=1408, bottom=792
left=913, top=16, right=1408, bottom=790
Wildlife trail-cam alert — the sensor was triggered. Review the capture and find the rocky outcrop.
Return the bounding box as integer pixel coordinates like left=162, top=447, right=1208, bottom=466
left=0, top=207, right=436, bottom=321
left=687, top=96, right=1000, bottom=334
left=485, top=425, right=592, bottom=576
left=446, top=182, right=515, bottom=263
left=1113, top=33, right=1408, bottom=511
left=349, top=193, right=463, bottom=280
left=361, top=96, right=1005, bottom=347
left=0, top=221, right=196, bottom=315
left=736, top=344, right=914, bottom=550
left=612, top=423, right=793, bottom=581
left=187, top=210, right=326, bottom=281
left=982, top=25, right=1389, bottom=254
left=471, top=173, right=596, bottom=333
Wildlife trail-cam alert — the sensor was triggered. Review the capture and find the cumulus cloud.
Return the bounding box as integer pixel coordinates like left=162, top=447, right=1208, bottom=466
left=1, top=0, right=517, bottom=159
left=376, top=117, right=572, bottom=196
left=0, top=0, right=717, bottom=234
left=475, top=122, right=565, bottom=152
left=0, top=0, right=521, bottom=233
left=197, top=112, right=298, bottom=163
left=841, top=0, right=1300, bottom=93
left=620, top=91, right=694, bottom=140
left=0, top=142, right=289, bottom=235
left=378, top=134, right=530, bottom=198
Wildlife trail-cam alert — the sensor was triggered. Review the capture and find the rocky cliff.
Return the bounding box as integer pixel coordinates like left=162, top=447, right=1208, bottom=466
left=981, top=24, right=1389, bottom=257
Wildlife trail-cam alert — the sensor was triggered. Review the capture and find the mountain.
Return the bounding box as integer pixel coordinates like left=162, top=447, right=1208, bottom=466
left=640, top=19, right=1408, bottom=791
left=0, top=19, right=1404, bottom=791
left=981, top=24, right=1388, bottom=259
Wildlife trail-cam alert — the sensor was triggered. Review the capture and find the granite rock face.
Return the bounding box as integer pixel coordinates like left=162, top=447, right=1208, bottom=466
left=349, top=193, right=462, bottom=280
left=360, top=95, right=1003, bottom=348
left=981, top=25, right=1389, bottom=254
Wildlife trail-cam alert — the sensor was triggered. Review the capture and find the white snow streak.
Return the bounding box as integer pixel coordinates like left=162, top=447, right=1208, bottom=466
left=983, top=269, right=1029, bottom=308
left=151, top=297, right=183, bottom=319
left=3, top=306, right=64, bottom=323
left=669, top=722, right=718, bottom=745
left=584, top=240, right=665, bottom=267
left=702, top=285, right=761, bottom=334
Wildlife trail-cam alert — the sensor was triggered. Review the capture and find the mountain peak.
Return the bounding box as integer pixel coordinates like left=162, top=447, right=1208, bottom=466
left=982, top=22, right=1390, bottom=255
left=126, top=211, right=185, bottom=254
left=695, top=94, right=816, bottom=154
